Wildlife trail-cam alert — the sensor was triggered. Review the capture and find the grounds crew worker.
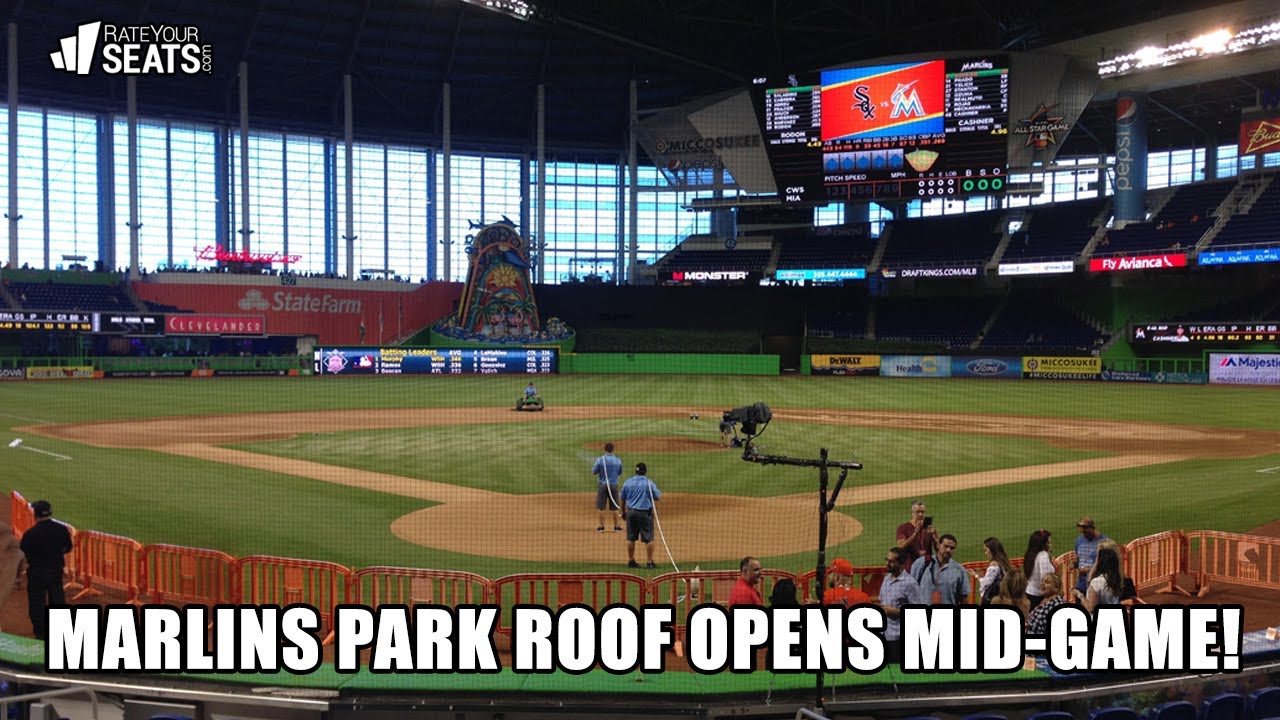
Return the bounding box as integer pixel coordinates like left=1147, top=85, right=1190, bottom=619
left=19, top=500, right=73, bottom=639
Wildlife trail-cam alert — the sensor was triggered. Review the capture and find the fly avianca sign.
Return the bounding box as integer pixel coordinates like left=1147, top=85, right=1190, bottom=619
left=1088, top=253, right=1187, bottom=273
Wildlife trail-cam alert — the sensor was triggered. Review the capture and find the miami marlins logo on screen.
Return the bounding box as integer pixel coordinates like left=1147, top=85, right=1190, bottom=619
left=821, top=61, right=945, bottom=142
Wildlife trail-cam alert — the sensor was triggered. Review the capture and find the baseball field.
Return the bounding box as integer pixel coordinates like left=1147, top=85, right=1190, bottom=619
left=3, top=374, right=1280, bottom=581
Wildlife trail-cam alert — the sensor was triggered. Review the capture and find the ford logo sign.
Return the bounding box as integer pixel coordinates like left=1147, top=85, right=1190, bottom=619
left=967, top=359, right=1008, bottom=375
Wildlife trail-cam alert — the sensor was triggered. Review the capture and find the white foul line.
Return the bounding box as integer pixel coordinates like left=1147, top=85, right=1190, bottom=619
left=1256, top=466, right=1280, bottom=474
left=17, top=445, right=72, bottom=461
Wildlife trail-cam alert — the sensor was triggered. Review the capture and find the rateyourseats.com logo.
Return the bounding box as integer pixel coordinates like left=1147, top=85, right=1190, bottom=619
left=50, top=21, right=212, bottom=76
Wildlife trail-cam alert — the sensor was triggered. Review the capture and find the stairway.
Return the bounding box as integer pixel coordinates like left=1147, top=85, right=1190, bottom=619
left=971, top=295, right=1009, bottom=349
left=867, top=227, right=892, bottom=272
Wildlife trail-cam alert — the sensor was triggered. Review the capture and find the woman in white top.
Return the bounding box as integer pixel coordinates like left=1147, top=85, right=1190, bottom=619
left=1084, top=547, right=1124, bottom=612
left=978, top=537, right=1013, bottom=604
left=1022, top=529, right=1056, bottom=609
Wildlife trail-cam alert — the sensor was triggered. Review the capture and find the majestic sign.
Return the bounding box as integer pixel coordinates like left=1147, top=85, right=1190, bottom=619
left=1209, top=353, right=1280, bottom=386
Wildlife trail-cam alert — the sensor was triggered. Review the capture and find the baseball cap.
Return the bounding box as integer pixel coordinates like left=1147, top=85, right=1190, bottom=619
left=829, top=558, right=853, bottom=576
left=32, top=500, right=52, bottom=518
left=635, top=462, right=647, bottom=474
left=1077, top=516, right=1095, bottom=528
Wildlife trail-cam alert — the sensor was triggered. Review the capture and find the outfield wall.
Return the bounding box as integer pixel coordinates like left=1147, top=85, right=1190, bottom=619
left=561, top=353, right=778, bottom=375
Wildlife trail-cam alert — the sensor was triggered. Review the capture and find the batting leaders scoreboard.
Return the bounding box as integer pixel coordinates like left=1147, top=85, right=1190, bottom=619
left=314, top=347, right=557, bottom=375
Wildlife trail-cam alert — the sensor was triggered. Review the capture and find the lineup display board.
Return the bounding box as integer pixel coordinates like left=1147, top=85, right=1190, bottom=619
left=1132, top=323, right=1280, bottom=344
left=751, top=56, right=1008, bottom=204
left=314, top=347, right=557, bottom=376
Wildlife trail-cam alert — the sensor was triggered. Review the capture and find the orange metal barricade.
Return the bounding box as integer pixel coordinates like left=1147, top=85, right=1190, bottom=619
left=71, top=530, right=143, bottom=603
left=1124, top=530, right=1188, bottom=596
left=140, top=544, right=237, bottom=606
left=493, top=573, right=649, bottom=637
left=651, top=569, right=796, bottom=657
left=9, top=491, right=34, bottom=537
left=1185, top=530, right=1280, bottom=596
left=796, top=566, right=883, bottom=603
left=352, top=567, right=492, bottom=609
left=236, top=555, right=352, bottom=644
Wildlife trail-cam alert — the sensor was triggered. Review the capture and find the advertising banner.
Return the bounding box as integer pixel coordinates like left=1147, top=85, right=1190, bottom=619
left=0, top=368, right=25, bottom=381
left=997, top=260, right=1074, bottom=276
left=26, top=366, right=95, bottom=380
left=810, top=354, right=880, bottom=376
left=1113, top=93, right=1148, bottom=223
left=666, top=270, right=754, bottom=283
left=1087, top=253, right=1187, bottom=273
left=1209, top=353, right=1280, bottom=385
left=776, top=268, right=866, bottom=281
left=1197, top=248, right=1280, bottom=266
left=880, top=355, right=952, bottom=378
left=1239, top=111, right=1280, bottom=158
left=132, top=281, right=460, bottom=345
left=166, top=314, right=266, bottom=336
left=1022, top=356, right=1100, bottom=379
left=1100, top=370, right=1208, bottom=385
left=881, top=266, right=980, bottom=279
left=950, top=356, right=1023, bottom=379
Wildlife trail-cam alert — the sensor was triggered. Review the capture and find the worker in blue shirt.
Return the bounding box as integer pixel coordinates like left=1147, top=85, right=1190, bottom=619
left=619, top=462, right=662, bottom=569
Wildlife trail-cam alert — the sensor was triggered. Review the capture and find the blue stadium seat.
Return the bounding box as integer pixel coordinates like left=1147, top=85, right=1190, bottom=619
left=1146, top=701, right=1196, bottom=720
left=1249, top=688, right=1280, bottom=720
left=961, top=713, right=1008, bottom=720
left=1200, top=693, right=1245, bottom=720
left=1028, top=711, right=1075, bottom=720
left=1089, top=708, right=1139, bottom=720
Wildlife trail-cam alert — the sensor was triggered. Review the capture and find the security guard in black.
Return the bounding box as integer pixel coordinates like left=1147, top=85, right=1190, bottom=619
left=20, top=500, right=73, bottom=639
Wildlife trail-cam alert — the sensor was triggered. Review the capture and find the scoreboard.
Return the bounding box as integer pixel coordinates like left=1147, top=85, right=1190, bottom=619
left=314, top=347, right=558, bottom=375
left=0, top=310, right=95, bottom=332
left=1131, top=323, right=1280, bottom=343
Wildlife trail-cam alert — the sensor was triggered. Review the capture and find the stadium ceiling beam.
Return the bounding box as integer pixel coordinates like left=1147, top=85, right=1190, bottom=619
left=1148, top=96, right=1211, bottom=137
left=550, top=15, right=742, bottom=83
left=224, top=0, right=267, bottom=114
left=527, top=31, right=553, bottom=146
left=332, top=0, right=373, bottom=124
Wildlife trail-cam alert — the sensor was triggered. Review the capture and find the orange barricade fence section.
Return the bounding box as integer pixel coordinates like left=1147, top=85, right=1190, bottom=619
left=140, top=544, right=237, bottom=607
left=651, top=569, right=796, bottom=657
left=9, top=491, right=34, bottom=537
left=492, top=573, right=649, bottom=639
left=1055, top=551, right=1079, bottom=597
left=352, top=567, right=492, bottom=609
left=1185, top=530, right=1280, bottom=596
left=236, top=556, right=352, bottom=644
left=1124, top=531, right=1189, bottom=596
left=71, top=530, right=142, bottom=603
left=59, top=522, right=80, bottom=593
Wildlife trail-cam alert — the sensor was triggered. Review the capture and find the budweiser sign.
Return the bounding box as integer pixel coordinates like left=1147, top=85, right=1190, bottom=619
left=1088, top=253, right=1188, bottom=273
left=1240, top=117, right=1280, bottom=156
left=166, top=314, right=266, bottom=335
left=195, top=245, right=302, bottom=265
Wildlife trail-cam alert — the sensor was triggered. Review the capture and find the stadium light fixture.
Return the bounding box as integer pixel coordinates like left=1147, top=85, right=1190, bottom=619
left=1098, top=19, right=1280, bottom=77
left=458, top=0, right=540, bottom=22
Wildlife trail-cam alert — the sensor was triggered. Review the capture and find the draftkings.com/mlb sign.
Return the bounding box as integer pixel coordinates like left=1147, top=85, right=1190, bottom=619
left=50, top=22, right=212, bottom=76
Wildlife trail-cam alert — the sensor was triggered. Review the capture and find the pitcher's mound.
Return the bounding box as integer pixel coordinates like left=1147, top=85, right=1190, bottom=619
left=391, top=492, right=863, bottom=562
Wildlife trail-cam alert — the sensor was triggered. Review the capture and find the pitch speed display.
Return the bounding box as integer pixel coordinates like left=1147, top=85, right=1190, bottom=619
left=751, top=56, right=1009, bottom=203
left=314, top=347, right=558, bottom=375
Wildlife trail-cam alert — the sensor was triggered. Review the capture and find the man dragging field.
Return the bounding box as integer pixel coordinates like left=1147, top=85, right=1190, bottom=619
left=591, top=442, right=623, bottom=533
left=620, top=462, right=662, bottom=569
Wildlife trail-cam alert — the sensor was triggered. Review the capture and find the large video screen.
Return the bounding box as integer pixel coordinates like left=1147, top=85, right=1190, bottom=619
left=751, top=56, right=1008, bottom=204
left=314, top=347, right=557, bottom=376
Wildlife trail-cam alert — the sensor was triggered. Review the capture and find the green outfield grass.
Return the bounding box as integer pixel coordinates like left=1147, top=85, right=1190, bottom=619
left=3, top=375, right=1279, bottom=578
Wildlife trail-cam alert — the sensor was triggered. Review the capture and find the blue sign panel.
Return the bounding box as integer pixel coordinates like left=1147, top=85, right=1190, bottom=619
left=950, top=356, right=1023, bottom=379
left=1197, top=248, right=1280, bottom=265
left=775, top=268, right=867, bottom=281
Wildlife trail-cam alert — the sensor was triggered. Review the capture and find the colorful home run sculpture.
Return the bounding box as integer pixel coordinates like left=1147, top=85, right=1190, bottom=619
left=433, top=221, right=573, bottom=345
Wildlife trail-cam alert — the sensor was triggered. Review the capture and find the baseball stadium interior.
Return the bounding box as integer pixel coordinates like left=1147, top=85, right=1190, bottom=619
left=3, top=0, right=1280, bottom=718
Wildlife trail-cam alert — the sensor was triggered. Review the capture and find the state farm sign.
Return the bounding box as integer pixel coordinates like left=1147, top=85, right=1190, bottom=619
left=238, top=289, right=362, bottom=314
left=166, top=314, right=265, bottom=336
left=1088, top=253, right=1187, bottom=273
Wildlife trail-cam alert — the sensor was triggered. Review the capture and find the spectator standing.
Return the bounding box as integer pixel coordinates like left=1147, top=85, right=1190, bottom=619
left=728, top=556, right=763, bottom=607
left=880, top=546, right=924, bottom=664
left=1026, top=573, right=1067, bottom=637
left=19, top=500, right=73, bottom=640
left=823, top=558, right=871, bottom=607
left=991, top=568, right=1031, bottom=616
left=913, top=533, right=971, bottom=604
left=978, top=536, right=1013, bottom=605
left=896, top=500, right=937, bottom=574
left=1022, top=529, right=1056, bottom=609
left=1084, top=547, right=1124, bottom=612
left=1074, top=517, right=1108, bottom=597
